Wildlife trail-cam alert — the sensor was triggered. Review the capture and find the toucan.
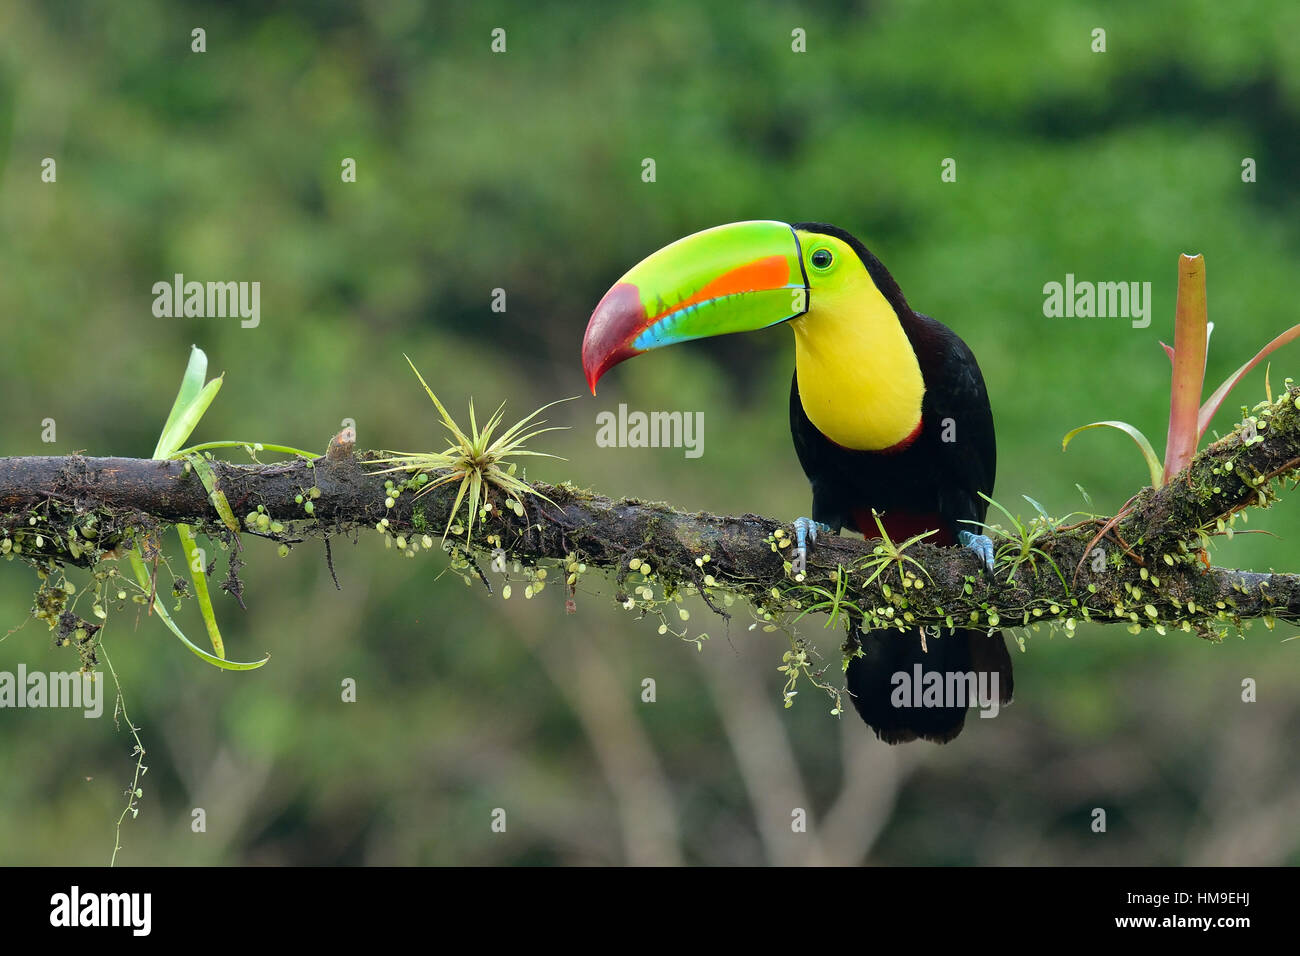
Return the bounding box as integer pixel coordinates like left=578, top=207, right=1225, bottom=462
left=581, top=221, right=1012, bottom=743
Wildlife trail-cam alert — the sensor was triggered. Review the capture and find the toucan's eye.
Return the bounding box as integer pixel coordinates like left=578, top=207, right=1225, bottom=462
left=810, top=248, right=833, bottom=269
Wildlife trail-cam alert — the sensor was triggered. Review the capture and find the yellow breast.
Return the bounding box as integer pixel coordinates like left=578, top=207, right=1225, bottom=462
left=789, top=249, right=925, bottom=451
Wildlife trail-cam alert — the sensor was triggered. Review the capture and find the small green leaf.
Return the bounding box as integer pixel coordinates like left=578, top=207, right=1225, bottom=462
left=154, top=376, right=223, bottom=459
left=171, top=440, right=320, bottom=460
left=1022, top=495, right=1051, bottom=522
left=153, top=345, right=208, bottom=458
left=176, top=523, right=225, bottom=659
left=185, top=454, right=240, bottom=533
left=128, top=547, right=266, bottom=670
left=1063, top=420, right=1164, bottom=489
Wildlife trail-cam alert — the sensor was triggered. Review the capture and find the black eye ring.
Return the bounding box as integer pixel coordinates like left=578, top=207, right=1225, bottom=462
left=810, top=248, right=833, bottom=269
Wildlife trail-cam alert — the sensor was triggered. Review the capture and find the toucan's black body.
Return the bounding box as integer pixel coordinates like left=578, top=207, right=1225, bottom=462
left=788, top=224, right=1012, bottom=743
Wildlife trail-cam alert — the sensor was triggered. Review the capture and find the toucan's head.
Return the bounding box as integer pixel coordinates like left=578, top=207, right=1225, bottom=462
left=582, top=220, right=907, bottom=394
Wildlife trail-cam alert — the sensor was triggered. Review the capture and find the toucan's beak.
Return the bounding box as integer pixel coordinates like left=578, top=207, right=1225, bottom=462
left=582, top=220, right=809, bottom=394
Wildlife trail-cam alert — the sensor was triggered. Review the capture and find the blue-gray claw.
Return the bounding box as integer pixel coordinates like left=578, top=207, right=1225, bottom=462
left=959, top=530, right=995, bottom=572
left=791, top=517, right=833, bottom=576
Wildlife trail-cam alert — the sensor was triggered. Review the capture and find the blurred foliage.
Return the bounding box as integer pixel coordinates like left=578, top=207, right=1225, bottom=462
left=0, top=0, right=1298, bottom=865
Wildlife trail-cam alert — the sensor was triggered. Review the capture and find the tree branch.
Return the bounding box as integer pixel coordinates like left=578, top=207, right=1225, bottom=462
left=3, top=386, right=1300, bottom=639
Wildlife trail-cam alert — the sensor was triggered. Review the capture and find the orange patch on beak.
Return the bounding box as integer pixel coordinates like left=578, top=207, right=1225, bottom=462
left=647, top=255, right=790, bottom=322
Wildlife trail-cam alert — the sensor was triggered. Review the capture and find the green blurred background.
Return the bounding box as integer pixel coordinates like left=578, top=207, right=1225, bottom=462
left=1, top=0, right=1298, bottom=865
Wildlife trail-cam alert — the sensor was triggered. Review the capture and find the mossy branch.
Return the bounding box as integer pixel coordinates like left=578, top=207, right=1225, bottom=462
left=3, top=386, right=1300, bottom=640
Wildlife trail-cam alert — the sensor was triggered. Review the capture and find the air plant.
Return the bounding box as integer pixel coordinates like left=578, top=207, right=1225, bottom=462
left=1064, top=254, right=1300, bottom=487
left=972, top=493, right=1067, bottom=587
left=369, top=355, right=572, bottom=547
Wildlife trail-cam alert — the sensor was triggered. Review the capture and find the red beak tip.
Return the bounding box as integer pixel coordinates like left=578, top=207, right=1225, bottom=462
left=581, top=282, right=645, bottom=395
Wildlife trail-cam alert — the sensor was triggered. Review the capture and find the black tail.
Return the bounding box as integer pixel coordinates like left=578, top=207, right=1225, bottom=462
left=845, top=626, right=1013, bottom=744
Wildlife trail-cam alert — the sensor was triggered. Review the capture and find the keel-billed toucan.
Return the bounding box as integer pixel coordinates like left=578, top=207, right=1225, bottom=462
left=582, top=221, right=1013, bottom=743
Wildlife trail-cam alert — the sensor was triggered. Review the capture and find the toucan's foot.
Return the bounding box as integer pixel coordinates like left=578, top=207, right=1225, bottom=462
left=791, top=518, right=833, bottom=576
left=958, top=530, right=995, bottom=572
